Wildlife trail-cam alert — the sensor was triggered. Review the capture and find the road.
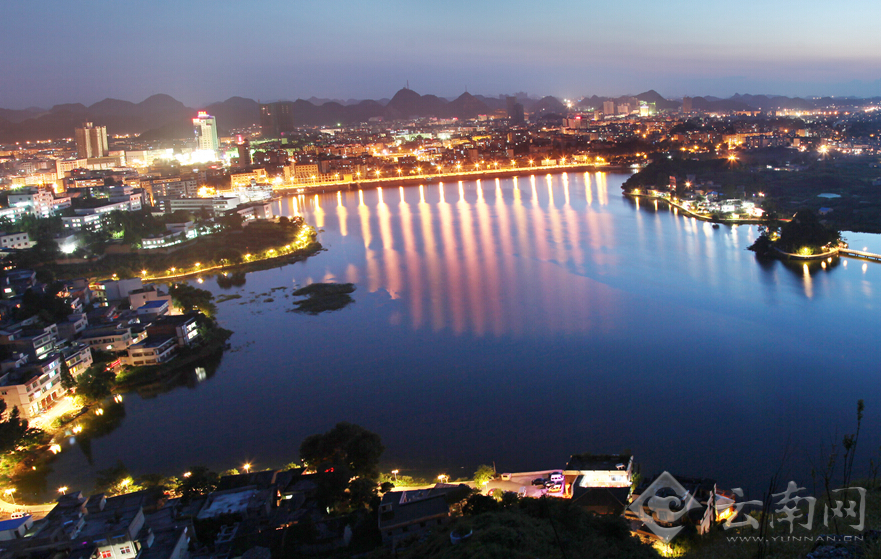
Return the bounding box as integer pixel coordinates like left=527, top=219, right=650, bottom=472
left=0, top=497, right=56, bottom=518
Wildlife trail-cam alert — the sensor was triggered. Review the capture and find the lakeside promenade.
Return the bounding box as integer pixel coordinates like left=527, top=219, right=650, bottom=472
left=272, top=162, right=612, bottom=196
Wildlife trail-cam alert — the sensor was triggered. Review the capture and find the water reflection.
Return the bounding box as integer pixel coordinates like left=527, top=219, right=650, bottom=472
left=288, top=174, right=870, bottom=337
left=38, top=173, right=881, bottom=503
left=287, top=175, right=651, bottom=337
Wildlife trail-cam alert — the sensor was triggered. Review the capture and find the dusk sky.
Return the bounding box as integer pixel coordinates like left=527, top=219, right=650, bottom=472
left=1, top=0, right=879, bottom=109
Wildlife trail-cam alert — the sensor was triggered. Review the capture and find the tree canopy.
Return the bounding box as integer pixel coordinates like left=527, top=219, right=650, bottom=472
left=0, top=400, right=28, bottom=453
left=397, top=496, right=656, bottom=559
left=169, top=283, right=217, bottom=317
left=299, top=422, right=384, bottom=480
left=775, top=210, right=842, bottom=253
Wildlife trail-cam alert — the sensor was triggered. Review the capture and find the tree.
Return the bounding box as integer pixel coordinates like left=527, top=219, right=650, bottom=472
left=347, top=476, right=380, bottom=509
left=75, top=365, right=116, bottom=401
left=0, top=400, right=28, bottom=453
left=474, top=464, right=495, bottom=487
left=462, top=493, right=500, bottom=516
left=59, top=361, right=76, bottom=391
left=299, top=422, right=384, bottom=480
left=169, top=283, right=217, bottom=317
left=218, top=212, right=244, bottom=232
left=177, top=466, right=220, bottom=503
left=775, top=210, right=842, bottom=253
left=95, top=460, right=142, bottom=496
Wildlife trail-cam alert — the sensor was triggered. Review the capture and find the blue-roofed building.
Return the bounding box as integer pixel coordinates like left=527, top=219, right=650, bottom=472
left=0, top=514, right=33, bottom=541
left=136, top=299, right=170, bottom=319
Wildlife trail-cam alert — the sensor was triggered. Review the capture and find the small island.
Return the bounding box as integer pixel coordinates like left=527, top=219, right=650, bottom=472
left=291, top=282, right=356, bottom=314
left=748, top=209, right=845, bottom=259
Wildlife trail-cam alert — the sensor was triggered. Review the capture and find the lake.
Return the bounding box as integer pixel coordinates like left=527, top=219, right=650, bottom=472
left=36, top=172, right=881, bottom=501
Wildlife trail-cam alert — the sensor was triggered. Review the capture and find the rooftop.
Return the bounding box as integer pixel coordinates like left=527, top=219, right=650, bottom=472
left=565, top=453, right=632, bottom=472
left=132, top=336, right=175, bottom=349
left=197, top=487, right=260, bottom=519
left=0, top=515, right=32, bottom=532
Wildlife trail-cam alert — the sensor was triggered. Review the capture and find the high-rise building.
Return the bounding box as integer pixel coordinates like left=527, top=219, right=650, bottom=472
left=259, top=102, right=295, bottom=138
left=505, top=96, right=525, bottom=125
left=235, top=135, right=251, bottom=167
left=603, top=101, right=616, bottom=115
left=74, top=123, right=108, bottom=158
left=681, top=96, right=693, bottom=114
left=192, top=112, right=219, bottom=152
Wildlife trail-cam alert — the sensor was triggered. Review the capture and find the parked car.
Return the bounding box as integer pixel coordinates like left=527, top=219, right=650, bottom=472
left=532, top=478, right=548, bottom=486
left=546, top=482, right=563, bottom=492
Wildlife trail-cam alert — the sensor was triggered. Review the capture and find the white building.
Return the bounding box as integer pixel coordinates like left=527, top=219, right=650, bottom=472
left=0, top=232, right=34, bottom=250
left=7, top=187, right=56, bottom=218
left=168, top=196, right=240, bottom=216
left=61, top=197, right=143, bottom=231
left=74, top=122, right=109, bottom=158
left=193, top=111, right=219, bottom=153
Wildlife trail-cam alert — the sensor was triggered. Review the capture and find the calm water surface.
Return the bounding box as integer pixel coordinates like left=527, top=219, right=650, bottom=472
left=38, top=173, right=880, bottom=500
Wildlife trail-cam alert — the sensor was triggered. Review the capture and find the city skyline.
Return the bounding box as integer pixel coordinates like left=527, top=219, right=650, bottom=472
left=1, top=0, right=879, bottom=109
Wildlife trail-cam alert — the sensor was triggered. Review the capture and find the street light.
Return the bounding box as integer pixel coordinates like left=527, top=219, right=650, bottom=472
left=4, top=488, right=15, bottom=505
left=438, top=474, right=448, bottom=484
left=391, top=470, right=399, bottom=482
left=243, top=463, right=251, bottom=473
left=58, top=486, right=68, bottom=495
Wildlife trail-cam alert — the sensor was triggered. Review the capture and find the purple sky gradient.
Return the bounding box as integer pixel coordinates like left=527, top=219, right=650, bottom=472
left=1, top=0, right=879, bottom=109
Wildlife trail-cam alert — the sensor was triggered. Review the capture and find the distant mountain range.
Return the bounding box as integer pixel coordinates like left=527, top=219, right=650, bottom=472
left=1, top=90, right=878, bottom=144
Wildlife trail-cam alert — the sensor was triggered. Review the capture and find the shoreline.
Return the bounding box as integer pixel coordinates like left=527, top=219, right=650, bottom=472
left=144, top=240, right=322, bottom=282
left=625, top=191, right=770, bottom=226
left=271, top=163, right=617, bottom=196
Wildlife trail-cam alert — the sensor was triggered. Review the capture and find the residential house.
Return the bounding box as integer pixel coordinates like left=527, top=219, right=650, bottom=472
left=0, top=231, right=34, bottom=250
left=146, top=315, right=200, bottom=348
left=62, top=343, right=93, bottom=377
left=92, top=278, right=144, bottom=303
left=80, top=325, right=134, bottom=353
left=122, top=336, right=177, bottom=367
left=0, top=324, right=58, bottom=361
left=58, top=313, right=89, bottom=341
left=0, top=353, right=65, bottom=418
left=378, top=485, right=468, bottom=548
left=128, top=286, right=172, bottom=312
left=135, top=300, right=170, bottom=320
